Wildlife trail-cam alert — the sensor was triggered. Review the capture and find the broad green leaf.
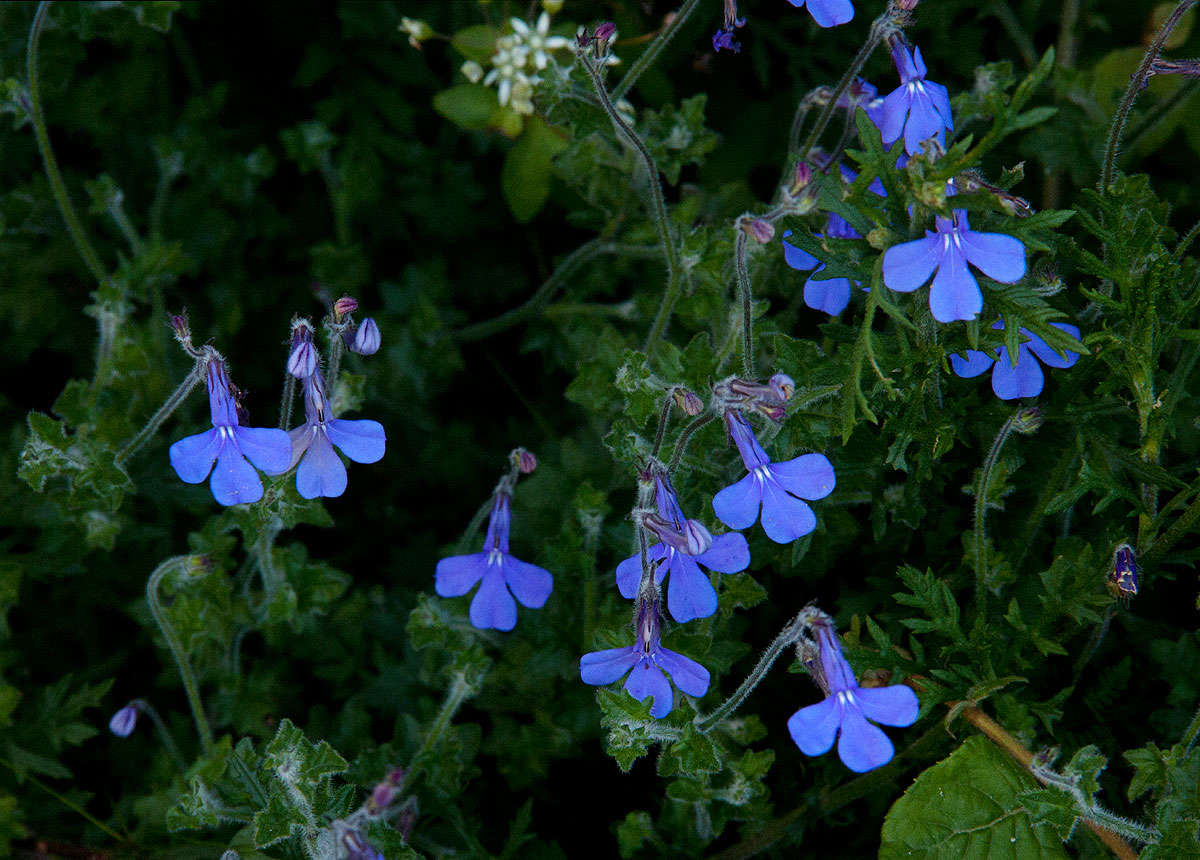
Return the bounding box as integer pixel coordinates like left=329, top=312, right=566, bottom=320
left=501, top=116, right=568, bottom=222
left=432, top=84, right=499, bottom=132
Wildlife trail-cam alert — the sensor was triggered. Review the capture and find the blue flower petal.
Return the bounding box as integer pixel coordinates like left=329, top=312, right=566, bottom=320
left=325, top=418, right=386, bottom=464
left=580, top=646, right=639, bottom=685
left=209, top=447, right=264, bottom=506
left=928, top=243, right=982, bottom=322
left=296, top=432, right=347, bottom=499
left=959, top=230, right=1025, bottom=284
left=665, top=553, right=718, bottom=622
left=169, top=428, right=222, bottom=484
left=771, top=453, right=836, bottom=500
left=877, top=87, right=912, bottom=145
left=837, top=706, right=895, bottom=772
left=902, top=88, right=946, bottom=155
left=804, top=271, right=853, bottom=315
left=503, top=556, right=553, bottom=608
left=655, top=646, right=711, bottom=697
left=435, top=553, right=489, bottom=597
left=624, top=658, right=674, bottom=718
left=695, top=532, right=750, bottom=573
left=615, top=543, right=667, bottom=599
left=787, top=696, right=841, bottom=756
left=233, top=426, right=292, bottom=474
left=1024, top=323, right=1081, bottom=369
left=713, top=472, right=763, bottom=530
left=469, top=566, right=517, bottom=631
left=760, top=479, right=817, bottom=543
left=782, top=230, right=820, bottom=271
left=924, top=79, right=954, bottom=131
left=950, top=350, right=995, bottom=378
left=805, top=0, right=854, bottom=27
left=854, top=684, right=919, bottom=727
left=991, top=346, right=1044, bottom=399
left=882, top=235, right=940, bottom=293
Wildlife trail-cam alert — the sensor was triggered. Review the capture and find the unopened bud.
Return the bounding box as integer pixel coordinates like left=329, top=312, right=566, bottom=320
left=1145, top=57, right=1200, bottom=88
left=769, top=373, right=795, bottom=401
left=892, top=0, right=919, bottom=10
left=756, top=403, right=786, bottom=423
left=287, top=321, right=318, bottom=378
left=371, top=781, right=397, bottom=809
left=333, top=295, right=358, bottom=318
left=461, top=60, right=484, bottom=83
left=350, top=317, right=381, bottom=355
left=1012, top=406, right=1043, bottom=434
left=1109, top=543, right=1140, bottom=600
left=109, top=704, right=139, bottom=737
left=594, top=21, right=617, bottom=42
left=789, top=162, right=813, bottom=197
left=387, top=767, right=406, bottom=786
left=673, top=388, right=705, bottom=416
left=168, top=310, right=191, bottom=343
left=512, top=448, right=538, bottom=474
left=743, top=218, right=775, bottom=244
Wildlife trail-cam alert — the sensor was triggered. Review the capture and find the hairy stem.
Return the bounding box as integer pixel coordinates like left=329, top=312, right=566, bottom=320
left=1099, top=0, right=1197, bottom=192
left=0, top=756, right=127, bottom=842
left=612, top=0, right=702, bottom=102
left=130, top=698, right=188, bottom=771
left=734, top=230, right=754, bottom=378
left=278, top=373, right=297, bottom=430
left=973, top=410, right=1022, bottom=617
left=650, top=392, right=675, bottom=459
left=115, top=357, right=208, bottom=466
left=667, top=413, right=716, bottom=472
left=407, top=673, right=473, bottom=788
left=147, top=556, right=214, bottom=754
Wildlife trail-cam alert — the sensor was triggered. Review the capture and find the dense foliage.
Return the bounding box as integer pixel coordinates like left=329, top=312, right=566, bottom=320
left=5, top=0, right=1200, bottom=857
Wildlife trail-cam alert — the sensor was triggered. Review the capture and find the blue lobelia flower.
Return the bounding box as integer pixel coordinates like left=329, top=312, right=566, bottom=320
left=109, top=704, right=139, bottom=737
left=713, top=411, right=835, bottom=543
left=435, top=491, right=553, bottom=631
left=169, top=359, right=292, bottom=506
left=878, top=42, right=953, bottom=156
left=787, top=617, right=919, bottom=772
left=950, top=320, right=1081, bottom=399
left=785, top=0, right=854, bottom=28
left=288, top=368, right=386, bottom=499
left=615, top=474, right=750, bottom=623
left=882, top=210, right=1026, bottom=323
left=579, top=596, right=709, bottom=719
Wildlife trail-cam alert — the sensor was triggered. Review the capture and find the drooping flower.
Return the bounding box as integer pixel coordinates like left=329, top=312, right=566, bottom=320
left=878, top=42, right=953, bottom=156
left=349, top=317, right=381, bottom=355
left=616, top=475, right=750, bottom=622
left=949, top=320, right=1081, bottom=399
left=787, top=617, right=919, bottom=772
left=435, top=491, right=553, bottom=631
left=287, top=368, right=386, bottom=499
left=169, top=359, right=292, bottom=506
left=713, top=411, right=835, bottom=543
left=882, top=210, right=1026, bottom=323
left=109, top=704, right=139, bottom=737
left=785, top=0, right=854, bottom=29
left=579, top=596, right=709, bottom=718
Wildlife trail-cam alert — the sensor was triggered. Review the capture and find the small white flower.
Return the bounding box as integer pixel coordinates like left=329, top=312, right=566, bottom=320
left=461, top=60, right=484, bottom=84
left=512, top=12, right=570, bottom=70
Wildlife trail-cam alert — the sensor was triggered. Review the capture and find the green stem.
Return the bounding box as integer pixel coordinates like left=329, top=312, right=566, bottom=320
left=129, top=698, right=188, bottom=771
left=611, top=0, right=702, bottom=102
left=27, top=2, right=110, bottom=288
left=0, top=756, right=128, bottom=843
left=407, top=674, right=473, bottom=787
left=650, top=392, right=675, bottom=460
left=278, top=373, right=296, bottom=430
left=109, top=201, right=144, bottom=254
left=254, top=519, right=285, bottom=601
left=1099, top=0, right=1197, bottom=192
left=734, top=230, right=754, bottom=378
left=694, top=612, right=808, bottom=734
left=667, top=413, right=716, bottom=472
left=147, top=556, right=214, bottom=754
left=115, top=357, right=208, bottom=466
left=974, top=410, right=1022, bottom=618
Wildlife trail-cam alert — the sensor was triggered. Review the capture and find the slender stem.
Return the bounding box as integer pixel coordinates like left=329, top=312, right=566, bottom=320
left=115, top=358, right=208, bottom=465
left=611, top=0, right=702, bottom=102
left=694, top=612, right=807, bottom=733
left=973, top=410, right=1022, bottom=617
left=278, top=373, right=296, bottom=430
left=27, top=2, right=110, bottom=288
left=130, top=698, right=188, bottom=771
left=326, top=333, right=346, bottom=398
left=1124, top=79, right=1200, bottom=156
left=254, top=519, right=285, bottom=601
left=0, top=756, right=128, bottom=842
left=109, top=201, right=144, bottom=254
left=667, top=413, right=716, bottom=472
left=147, top=556, right=214, bottom=754
left=734, top=230, right=754, bottom=377
left=1099, top=0, right=1197, bottom=192
left=407, top=674, right=473, bottom=787
left=799, top=11, right=893, bottom=159
left=650, top=392, right=675, bottom=459
left=1057, top=0, right=1081, bottom=68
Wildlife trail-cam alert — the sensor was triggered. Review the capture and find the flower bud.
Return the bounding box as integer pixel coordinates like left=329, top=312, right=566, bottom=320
left=370, top=781, right=397, bottom=810
left=673, top=388, right=705, bottom=416
left=333, top=295, right=358, bottom=319
left=1012, top=406, right=1044, bottom=435
left=788, top=162, right=813, bottom=198
left=742, top=218, right=775, bottom=244
left=461, top=60, right=484, bottom=83
left=769, top=373, right=795, bottom=402
left=399, top=16, right=433, bottom=50
left=1109, top=543, right=1140, bottom=600
left=387, top=766, right=406, bottom=786
left=512, top=448, right=538, bottom=474
left=594, top=21, right=617, bottom=42
left=350, top=317, right=381, bottom=355
left=287, top=322, right=318, bottom=378
left=168, top=310, right=191, bottom=344
left=109, top=704, right=139, bottom=737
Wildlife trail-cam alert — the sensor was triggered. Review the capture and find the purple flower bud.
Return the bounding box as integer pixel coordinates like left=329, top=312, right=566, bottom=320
left=109, top=705, right=139, bottom=737
left=1110, top=543, right=1139, bottom=600
left=287, top=323, right=318, bottom=378
left=640, top=512, right=713, bottom=557
left=387, top=766, right=406, bottom=786
left=673, top=388, right=705, bottom=416
left=370, top=781, right=397, bottom=809
left=789, top=162, right=813, bottom=197
left=168, top=310, right=191, bottom=343
left=593, top=21, right=616, bottom=42
left=349, top=317, right=381, bottom=355
left=743, top=218, right=775, bottom=244
left=769, top=373, right=795, bottom=402
left=334, top=295, right=358, bottom=318
left=513, top=448, right=538, bottom=474
left=891, top=0, right=919, bottom=10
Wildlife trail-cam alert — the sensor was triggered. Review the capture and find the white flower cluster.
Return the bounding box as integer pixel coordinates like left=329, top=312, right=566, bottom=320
left=465, top=12, right=571, bottom=116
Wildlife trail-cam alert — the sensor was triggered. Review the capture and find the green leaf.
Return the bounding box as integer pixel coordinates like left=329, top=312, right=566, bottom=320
left=880, top=736, right=1069, bottom=859
left=251, top=792, right=308, bottom=849
left=502, top=116, right=568, bottom=222
left=432, top=84, right=500, bottom=132
left=262, top=718, right=348, bottom=791
left=450, top=25, right=498, bottom=63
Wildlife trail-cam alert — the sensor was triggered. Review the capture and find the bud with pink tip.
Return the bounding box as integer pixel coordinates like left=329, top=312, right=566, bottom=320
left=743, top=218, right=775, bottom=244
left=333, top=295, right=358, bottom=318
left=673, top=388, right=705, bottom=416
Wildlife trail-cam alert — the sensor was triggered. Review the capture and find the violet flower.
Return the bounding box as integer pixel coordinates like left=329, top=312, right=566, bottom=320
left=109, top=704, right=139, bottom=737
left=787, top=618, right=919, bottom=772
left=713, top=411, right=835, bottom=543
left=435, top=492, right=553, bottom=631
left=616, top=475, right=750, bottom=623
left=288, top=369, right=386, bottom=499
left=579, top=597, right=709, bottom=719
left=882, top=210, right=1026, bottom=323
left=786, top=0, right=854, bottom=28
left=950, top=320, right=1081, bottom=399
left=878, top=42, right=953, bottom=156
left=169, top=359, right=292, bottom=506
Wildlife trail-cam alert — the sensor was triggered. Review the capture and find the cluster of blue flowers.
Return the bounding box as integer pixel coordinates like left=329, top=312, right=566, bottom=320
left=167, top=301, right=386, bottom=505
